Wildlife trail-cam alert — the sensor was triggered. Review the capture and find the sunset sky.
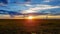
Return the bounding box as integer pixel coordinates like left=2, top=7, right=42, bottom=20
left=0, top=0, right=60, bottom=14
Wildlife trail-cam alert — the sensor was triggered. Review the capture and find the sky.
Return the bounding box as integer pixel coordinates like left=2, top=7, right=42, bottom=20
left=0, top=0, right=60, bottom=14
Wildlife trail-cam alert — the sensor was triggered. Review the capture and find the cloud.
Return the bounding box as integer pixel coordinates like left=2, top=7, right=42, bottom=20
left=43, top=0, right=52, bottom=2
left=0, top=3, right=7, bottom=6
left=21, top=4, right=60, bottom=13
left=25, top=4, right=32, bottom=7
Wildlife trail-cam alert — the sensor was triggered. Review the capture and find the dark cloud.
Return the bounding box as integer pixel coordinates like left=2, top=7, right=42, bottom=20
left=0, top=0, right=8, bottom=4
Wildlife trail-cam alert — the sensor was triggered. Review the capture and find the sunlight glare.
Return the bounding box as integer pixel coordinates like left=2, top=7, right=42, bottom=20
left=28, top=16, right=33, bottom=19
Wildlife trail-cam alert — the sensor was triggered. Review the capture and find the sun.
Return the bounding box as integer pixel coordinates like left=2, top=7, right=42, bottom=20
left=28, top=16, right=33, bottom=19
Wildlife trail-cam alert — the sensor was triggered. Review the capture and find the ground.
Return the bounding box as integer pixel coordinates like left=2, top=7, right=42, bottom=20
left=0, top=19, right=60, bottom=34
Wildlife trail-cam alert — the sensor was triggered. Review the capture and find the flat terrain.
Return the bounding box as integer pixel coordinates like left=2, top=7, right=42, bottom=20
left=0, top=19, right=60, bottom=34
left=0, top=15, right=60, bottom=19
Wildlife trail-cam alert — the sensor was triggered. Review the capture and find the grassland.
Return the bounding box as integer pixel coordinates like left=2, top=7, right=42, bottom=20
left=0, top=19, right=60, bottom=34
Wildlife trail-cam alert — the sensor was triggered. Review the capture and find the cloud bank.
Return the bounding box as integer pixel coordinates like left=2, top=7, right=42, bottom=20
left=21, top=4, right=60, bottom=13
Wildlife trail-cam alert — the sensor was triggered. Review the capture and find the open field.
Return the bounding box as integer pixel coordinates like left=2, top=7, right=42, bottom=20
left=0, top=15, right=60, bottom=19
left=0, top=19, right=60, bottom=34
